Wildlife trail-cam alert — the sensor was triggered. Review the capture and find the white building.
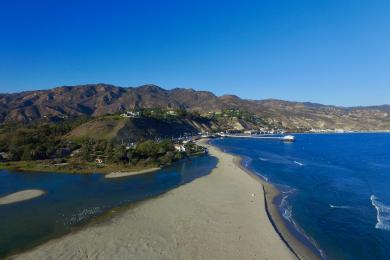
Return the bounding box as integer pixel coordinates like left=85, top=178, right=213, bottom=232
left=174, top=144, right=186, bottom=152
left=167, top=110, right=177, bottom=116
left=120, top=111, right=140, bottom=118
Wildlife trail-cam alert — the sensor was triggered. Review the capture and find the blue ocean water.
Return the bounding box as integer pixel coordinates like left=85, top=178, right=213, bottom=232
left=212, top=134, right=390, bottom=260
left=0, top=155, right=217, bottom=257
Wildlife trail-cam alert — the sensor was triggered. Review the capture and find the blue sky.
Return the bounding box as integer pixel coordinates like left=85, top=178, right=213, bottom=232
left=0, top=0, right=389, bottom=106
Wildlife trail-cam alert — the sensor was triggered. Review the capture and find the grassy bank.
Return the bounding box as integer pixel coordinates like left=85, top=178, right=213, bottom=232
left=0, top=160, right=161, bottom=174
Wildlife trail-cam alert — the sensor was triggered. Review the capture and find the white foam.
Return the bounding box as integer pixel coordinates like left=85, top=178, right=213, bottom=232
left=280, top=194, right=292, bottom=221
left=293, top=161, right=304, bottom=166
left=259, top=157, right=269, bottom=161
left=278, top=191, right=326, bottom=259
left=370, top=195, right=390, bottom=230
left=64, top=206, right=103, bottom=225
left=256, top=172, right=269, bottom=182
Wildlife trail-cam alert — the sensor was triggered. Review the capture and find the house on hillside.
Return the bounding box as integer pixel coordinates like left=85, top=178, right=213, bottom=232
left=95, top=158, right=103, bottom=164
left=0, top=152, right=9, bottom=162
left=174, top=144, right=186, bottom=152
left=120, top=111, right=140, bottom=118
left=166, top=110, right=177, bottom=116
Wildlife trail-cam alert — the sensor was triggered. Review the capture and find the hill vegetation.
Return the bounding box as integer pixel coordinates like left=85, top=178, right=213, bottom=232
left=0, top=111, right=209, bottom=173
left=1, top=84, right=390, bottom=173
left=1, top=84, right=390, bottom=131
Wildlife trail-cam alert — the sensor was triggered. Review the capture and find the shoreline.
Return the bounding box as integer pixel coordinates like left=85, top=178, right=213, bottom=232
left=208, top=139, right=320, bottom=260
left=11, top=138, right=297, bottom=259
left=232, top=155, right=321, bottom=260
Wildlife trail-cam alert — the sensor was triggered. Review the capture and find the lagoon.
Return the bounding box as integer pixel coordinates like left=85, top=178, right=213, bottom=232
left=0, top=155, right=217, bottom=257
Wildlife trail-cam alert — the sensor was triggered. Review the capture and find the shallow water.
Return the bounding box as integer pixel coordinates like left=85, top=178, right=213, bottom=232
left=212, top=134, right=390, bottom=259
left=0, top=155, right=217, bottom=257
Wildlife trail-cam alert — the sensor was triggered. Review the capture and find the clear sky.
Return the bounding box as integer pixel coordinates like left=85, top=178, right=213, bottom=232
left=0, top=0, right=389, bottom=106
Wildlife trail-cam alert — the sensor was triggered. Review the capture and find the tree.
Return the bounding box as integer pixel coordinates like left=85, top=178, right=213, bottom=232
left=157, top=139, right=174, bottom=154
left=21, top=146, right=33, bottom=161
left=104, top=142, right=115, bottom=162
left=113, top=145, right=128, bottom=163
left=81, top=138, right=94, bottom=162
left=134, top=140, right=158, bottom=159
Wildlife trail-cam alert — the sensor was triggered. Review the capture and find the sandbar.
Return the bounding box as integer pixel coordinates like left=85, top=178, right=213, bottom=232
left=0, top=189, right=45, bottom=205
left=105, top=167, right=161, bottom=179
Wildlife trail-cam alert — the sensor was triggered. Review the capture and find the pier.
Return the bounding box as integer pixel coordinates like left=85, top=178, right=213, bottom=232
left=222, top=134, right=296, bottom=142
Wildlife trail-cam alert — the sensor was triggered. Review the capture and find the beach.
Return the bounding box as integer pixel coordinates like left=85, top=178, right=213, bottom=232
left=12, top=140, right=300, bottom=259
left=233, top=157, right=320, bottom=259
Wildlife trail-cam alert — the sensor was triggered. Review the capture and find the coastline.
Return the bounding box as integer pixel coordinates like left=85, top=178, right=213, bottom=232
left=11, top=138, right=296, bottom=259
left=207, top=139, right=320, bottom=259
left=232, top=156, right=321, bottom=260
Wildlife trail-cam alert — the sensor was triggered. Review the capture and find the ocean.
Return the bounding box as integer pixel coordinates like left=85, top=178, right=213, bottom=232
left=212, top=133, right=390, bottom=260
left=0, top=155, right=217, bottom=257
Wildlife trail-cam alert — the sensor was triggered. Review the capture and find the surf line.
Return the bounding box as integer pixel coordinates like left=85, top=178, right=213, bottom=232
left=262, top=186, right=302, bottom=260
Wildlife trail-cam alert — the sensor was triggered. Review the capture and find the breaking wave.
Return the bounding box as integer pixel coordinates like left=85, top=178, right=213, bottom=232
left=280, top=194, right=293, bottom=221
left=371, top=195, right=390, bottom=231
left=255, top=171, right=269, bottom=182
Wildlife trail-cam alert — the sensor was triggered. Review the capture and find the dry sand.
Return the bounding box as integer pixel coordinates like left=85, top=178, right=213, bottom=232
left=105, top=167, right=161, bottom=179
left=12, top=140, right=300, bottom=260
left=0, top=189, right=45, bottom=205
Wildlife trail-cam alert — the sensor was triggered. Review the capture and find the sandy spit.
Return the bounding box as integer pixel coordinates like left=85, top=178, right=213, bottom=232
left=12, top=140, right=297, bottom=260
left=0, top=189, right=45, bottom=205
left=105, top=167, right=161, bottom=179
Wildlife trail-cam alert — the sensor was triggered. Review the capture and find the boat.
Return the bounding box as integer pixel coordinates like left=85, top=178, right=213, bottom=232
left=282, top=135, right=295, bottom=142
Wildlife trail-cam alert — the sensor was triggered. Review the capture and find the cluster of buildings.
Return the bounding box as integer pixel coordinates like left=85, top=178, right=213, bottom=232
left=173, top=140, right=190, bottom=152
left=120, top=109, right=178, bottom=118
left=197, top=128, right=287, bottom=138
left=120, top=111, right=141, bottom=118
left=308, top=128, right=354, bottom=133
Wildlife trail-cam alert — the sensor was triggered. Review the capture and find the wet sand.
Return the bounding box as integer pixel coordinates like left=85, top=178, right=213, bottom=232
left=233, top=156, right=321, bottom=260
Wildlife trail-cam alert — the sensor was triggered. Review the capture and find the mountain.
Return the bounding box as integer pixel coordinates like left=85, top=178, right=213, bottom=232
left=1, top=83, right=390, bottom=131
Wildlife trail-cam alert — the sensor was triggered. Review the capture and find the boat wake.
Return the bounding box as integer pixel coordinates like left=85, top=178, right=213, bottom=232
left=293, top=161, right=304, bottom=166
left=329, top=204, right=352, bottom=209
left=370, top=195, right=390, bottom=230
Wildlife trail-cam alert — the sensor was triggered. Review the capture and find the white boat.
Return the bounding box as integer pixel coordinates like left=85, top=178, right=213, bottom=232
left=282, top=135, right=295, bottom=142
